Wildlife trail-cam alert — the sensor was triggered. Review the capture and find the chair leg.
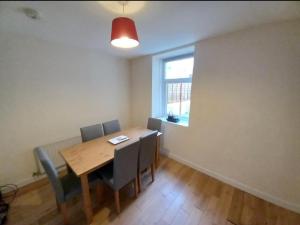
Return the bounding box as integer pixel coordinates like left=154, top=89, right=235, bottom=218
left=137, top=172, right=142, bottom=193
left=114, top=190, right=121, bottom=214
left=56, top=198, right=60, bottom=212
left=60, top=202, right=69, bottom=225
left=151, top=163, right=155, bottom=182
left=156, top=135, right=161, bottom=168
left=96, top=181, right=104, bottom=205
left=134, top=177, right=138, bottom=198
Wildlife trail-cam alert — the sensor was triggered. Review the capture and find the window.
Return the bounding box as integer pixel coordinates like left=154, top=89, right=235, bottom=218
left=162, top=54, right=194, bottom=125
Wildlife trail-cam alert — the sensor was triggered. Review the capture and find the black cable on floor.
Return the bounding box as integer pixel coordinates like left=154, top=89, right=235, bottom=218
left=0, top=184, right=18, bottom=225
left=0, top=184, right=19, bottom=204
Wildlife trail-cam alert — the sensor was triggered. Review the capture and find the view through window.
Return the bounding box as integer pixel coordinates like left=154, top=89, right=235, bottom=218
left=163, top=55, right=194, bottom=124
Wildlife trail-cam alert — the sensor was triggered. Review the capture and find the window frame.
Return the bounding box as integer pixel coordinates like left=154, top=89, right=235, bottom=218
left=162, top=53, right=194, bottom=117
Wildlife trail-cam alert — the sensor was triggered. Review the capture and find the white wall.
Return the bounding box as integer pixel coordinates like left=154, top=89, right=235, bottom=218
left=0, top=32, right=131, bottom=186
left=130, top=20, right=300, bottom=213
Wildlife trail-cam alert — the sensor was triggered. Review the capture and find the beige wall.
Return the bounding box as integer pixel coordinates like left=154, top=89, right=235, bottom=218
left=130, top=56, right=152, bottom=126
left=130, top=20, right=300, bottom=213
left=0, top=32, right=131, bottom=186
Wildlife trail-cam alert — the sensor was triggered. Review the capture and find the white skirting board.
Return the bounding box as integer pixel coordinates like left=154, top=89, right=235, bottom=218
left=11, top=147, right=300, bottom=214
left=4, top=166, right=67, bottom=193
left=160, top=148, right=300, bottom=214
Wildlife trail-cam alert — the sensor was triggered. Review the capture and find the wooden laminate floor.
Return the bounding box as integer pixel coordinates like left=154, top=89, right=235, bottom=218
left=7, top=156, right=300, bottom=225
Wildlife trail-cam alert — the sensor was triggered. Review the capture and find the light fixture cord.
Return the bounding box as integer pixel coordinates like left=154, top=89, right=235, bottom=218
left=122, top=2, right=125, bottom=14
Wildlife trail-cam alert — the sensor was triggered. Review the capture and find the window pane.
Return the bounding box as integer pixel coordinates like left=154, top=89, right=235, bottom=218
left=166, top=82, right=192, bottom=117
left=165, top=57, right=194, bottom=79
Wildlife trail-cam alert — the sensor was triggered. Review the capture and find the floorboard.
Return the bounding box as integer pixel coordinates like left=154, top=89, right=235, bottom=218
left=6, top=155, right=300, bottom=225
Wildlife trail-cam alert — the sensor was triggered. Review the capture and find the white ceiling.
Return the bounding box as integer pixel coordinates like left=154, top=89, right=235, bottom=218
left=1, top=1, right=300, bottom=58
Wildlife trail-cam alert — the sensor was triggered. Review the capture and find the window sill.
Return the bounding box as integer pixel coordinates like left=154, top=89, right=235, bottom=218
left=159, top=117, right=189, bottom=127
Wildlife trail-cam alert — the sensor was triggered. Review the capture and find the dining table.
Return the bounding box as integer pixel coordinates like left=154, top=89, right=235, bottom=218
left=60, top=127, right=161, bottom=224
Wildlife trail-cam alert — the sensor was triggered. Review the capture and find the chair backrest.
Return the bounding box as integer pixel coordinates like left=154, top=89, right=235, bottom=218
left=103, top=119, right=121, bottom=135
left=80, top=123, right=103, bottom=142
left=147, top=118, right=162, bottom=132
left=138, top=130, right=158, bottom=172
left=35, top=147, right=64, bottom=202
left=113, top=141, right=140, bottom=190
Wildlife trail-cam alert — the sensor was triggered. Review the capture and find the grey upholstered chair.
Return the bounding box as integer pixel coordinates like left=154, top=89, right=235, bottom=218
left=147, top=118, right=162, bottom=132
left=80, top=123, right=103, bottom=142
left=137, top=130, right=158, bottom=192
left=103, top=119, right=121, bottom=135
left=147, top=117, right=162, bottom=168
left=97, top=140, right=140, bottom=213
left=35, top=147, right=100, bottom=225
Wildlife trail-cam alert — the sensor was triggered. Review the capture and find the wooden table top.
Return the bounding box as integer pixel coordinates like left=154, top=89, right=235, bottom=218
left=60, top=127, right=154, bottom=176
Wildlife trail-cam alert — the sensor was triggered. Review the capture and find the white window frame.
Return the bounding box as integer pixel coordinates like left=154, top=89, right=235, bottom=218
left=162, top=53, right=194, bottom=117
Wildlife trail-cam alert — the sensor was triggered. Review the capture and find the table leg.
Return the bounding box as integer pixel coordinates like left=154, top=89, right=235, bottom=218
left=155, top=135, right=161, bottom=168
left=96, top=181, right=104, bottom=205
left=80, top=174, right=93, bottom=224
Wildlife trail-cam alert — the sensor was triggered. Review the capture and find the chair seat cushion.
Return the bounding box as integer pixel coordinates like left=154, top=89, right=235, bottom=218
left=96, top=162, right=114, bottom=189
left=60, top=173, right=82, bottom=201
left=60, top=171, right=100, bottom=201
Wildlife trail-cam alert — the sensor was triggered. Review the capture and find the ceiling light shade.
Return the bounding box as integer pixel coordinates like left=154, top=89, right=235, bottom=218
left=111, top=17, right=139, bottom=48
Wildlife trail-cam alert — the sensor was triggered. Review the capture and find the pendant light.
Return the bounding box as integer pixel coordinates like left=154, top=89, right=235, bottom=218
left=110, top=2, right=139, bottom=48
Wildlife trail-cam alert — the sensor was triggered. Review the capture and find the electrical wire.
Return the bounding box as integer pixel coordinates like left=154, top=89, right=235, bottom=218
left=0, top=184, right=18, bottom=204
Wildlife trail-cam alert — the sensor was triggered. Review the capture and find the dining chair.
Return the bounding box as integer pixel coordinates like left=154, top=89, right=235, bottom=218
left=147, top=117, right=162, bottom=132
left=35, top=147, right=101, bottom=225
left=103, top=119, right=121, bottom=135
left=137, top=130, right=158, bottom=192
left=97, top=140, right=140, bottom=213
left=80, top=123, right=103, bottom=142
left=147, top=118, right=163, bottom=168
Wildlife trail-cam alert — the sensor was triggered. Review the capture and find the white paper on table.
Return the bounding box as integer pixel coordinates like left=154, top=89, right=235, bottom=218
left=108, top=135, right=129, bottom=145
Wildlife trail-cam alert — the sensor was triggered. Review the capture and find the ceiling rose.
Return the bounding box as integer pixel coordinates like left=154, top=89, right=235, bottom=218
left=98, top=1, right=146, bottom=15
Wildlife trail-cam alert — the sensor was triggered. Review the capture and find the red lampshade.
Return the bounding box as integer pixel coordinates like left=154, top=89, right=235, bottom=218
left=111, top=17, right=139, bottom=48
